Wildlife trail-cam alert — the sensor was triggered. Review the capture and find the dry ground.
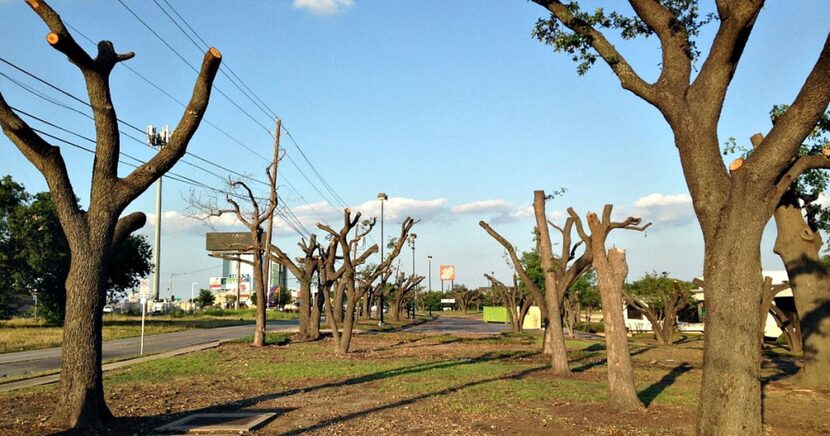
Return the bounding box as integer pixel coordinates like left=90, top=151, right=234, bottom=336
left=0, top=328, right=827, bottom=435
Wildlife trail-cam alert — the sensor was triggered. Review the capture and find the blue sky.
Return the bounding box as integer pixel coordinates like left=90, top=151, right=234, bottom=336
left=1, top=0, right=828, bottom=297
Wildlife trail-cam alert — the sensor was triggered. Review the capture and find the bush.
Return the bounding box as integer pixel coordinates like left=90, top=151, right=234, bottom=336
left=574, top=321, right=604, bottom=333
left=776, top=333, right=789, bottom=347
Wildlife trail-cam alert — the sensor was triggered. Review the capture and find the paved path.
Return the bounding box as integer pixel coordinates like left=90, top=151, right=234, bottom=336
left=404, top=316, right=603, bottom=340
left=404, top=317, right=512, bottom=335
left=0, top=320, right=298, bottom=380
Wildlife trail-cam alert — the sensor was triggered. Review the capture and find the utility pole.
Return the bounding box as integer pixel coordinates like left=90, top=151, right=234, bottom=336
left=409, top=233, right=417, bottom=318
left=377, top=192, right=388, bottom=328
left=263, top=118, right=281, bottom=311
left=147, top=125, right=170, bottom=302
left=427, top=255, right=432, bottom=316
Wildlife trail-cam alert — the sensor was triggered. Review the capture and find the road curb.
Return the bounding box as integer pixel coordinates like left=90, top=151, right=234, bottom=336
left=0, top=341, right=222, bottom=392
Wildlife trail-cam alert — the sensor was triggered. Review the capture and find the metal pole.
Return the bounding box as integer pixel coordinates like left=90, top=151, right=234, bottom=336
left=140, top=297, right=146, bottom=355
left=235, top=256, right=241, bottom=310
left=427, top=256, right=432, bottom=316
left=151, top=177, right=162, bottom=301
left=379, top=198, right=385, bottom=327
left=191, top=282, right=197, bottom=313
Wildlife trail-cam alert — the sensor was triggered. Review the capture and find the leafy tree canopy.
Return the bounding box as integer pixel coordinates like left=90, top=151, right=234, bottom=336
left=625, top=271, right=693, bottom=310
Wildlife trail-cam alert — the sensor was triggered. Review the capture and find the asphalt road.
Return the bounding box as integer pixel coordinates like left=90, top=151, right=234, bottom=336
left=0, top=320, right=298, bottom=380
left=404, top=316, right=602, bottom=340
left=404, top=316, right=512, bottom=334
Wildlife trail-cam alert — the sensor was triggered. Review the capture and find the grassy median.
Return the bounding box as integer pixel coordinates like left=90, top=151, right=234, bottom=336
left=2, top=325, right=823, bottom=435
left=0, top=309, right=298, bottom=354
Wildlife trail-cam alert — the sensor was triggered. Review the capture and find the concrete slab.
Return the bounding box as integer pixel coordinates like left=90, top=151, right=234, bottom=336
left=155, top=412, right=277, bottom=433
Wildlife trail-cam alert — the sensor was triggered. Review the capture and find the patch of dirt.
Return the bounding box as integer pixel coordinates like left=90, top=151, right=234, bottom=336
left=0, top=330, right=825, bottom=435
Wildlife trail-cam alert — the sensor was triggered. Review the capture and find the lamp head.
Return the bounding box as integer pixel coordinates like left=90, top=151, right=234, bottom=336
left=377, top=192, right=388, bottom=201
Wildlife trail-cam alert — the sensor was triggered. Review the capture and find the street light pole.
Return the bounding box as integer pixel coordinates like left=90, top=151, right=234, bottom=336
left=427, top=255, right=432, bottom=316
left=191, top=281, right=198, bottom=313
left=408, top=233, right=417, bottom=318
left=378, top=192, right=388, bottom=327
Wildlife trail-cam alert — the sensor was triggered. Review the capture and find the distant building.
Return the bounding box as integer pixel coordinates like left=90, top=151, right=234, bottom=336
left=623, top=270, right=793, bottom=337
left=211, top=255, right=288, bottom=308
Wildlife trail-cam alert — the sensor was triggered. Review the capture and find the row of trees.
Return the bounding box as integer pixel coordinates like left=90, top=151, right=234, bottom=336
left=529, top=1, right=830, bottom=432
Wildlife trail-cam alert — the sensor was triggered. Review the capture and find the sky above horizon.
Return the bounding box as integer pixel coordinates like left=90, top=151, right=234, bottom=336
left=1, top=0, right=828, bottom=298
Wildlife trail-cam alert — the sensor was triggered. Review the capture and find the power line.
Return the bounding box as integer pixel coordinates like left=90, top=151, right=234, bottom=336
left=127, top=2, right=349, bottom=211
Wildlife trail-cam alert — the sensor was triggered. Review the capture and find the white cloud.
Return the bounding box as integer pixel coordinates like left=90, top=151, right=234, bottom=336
left=292, top=0, right=354, bottom=15
left=451, top=199, right=512, bottom=215
left=144, top=211, right=242, bottom=234
left=632, top=193, right=695, bottom=226
left=351, top=196, right=448, bottom=222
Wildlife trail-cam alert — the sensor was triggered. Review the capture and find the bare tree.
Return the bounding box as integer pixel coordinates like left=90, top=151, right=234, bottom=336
left=390, top=272, right=425, bottom=321
left=450, top=285, right=481, bottom=314
left=624, top=273, right=693, bottom=346
left=531, top=1, right=830, bottom=431
left=318, top=210, right=414, bottom=353
left=268, top=236, right=320, bottom=340
left=192, top=123, right=279, bottom=346
left=574, top=205, right=650, bottom=412
left=0, top=1, right=220, bottom=428
left=485, top=273, right=533, bottom=333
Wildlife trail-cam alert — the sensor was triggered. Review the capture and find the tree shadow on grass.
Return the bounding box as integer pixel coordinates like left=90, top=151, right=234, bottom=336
left=637, top=362, right=692, bottom=406
left=99, top=350, right=538, bottom=434
left=571, top=345, right=655, bottom=373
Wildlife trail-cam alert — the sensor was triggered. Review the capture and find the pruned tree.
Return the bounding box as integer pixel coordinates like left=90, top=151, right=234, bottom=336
left=390, top=272, right=425, bottom=321
left=624, top=272, right=693, bottom=345
left=191, top=122, right=279, bottom=346
left=318, top=209, right=414, bottom=353
left=0, top=1, right=221, bottom=428
left=485, top=273, right=533, bottom=333
left=574, top=205, right=650, bottom=411
left=450, top=284, right=481, bottom=313
left=268, top=235, right=320, bottom=340
left=563, top=269, right=595, bottom=337
left=532, top=1, right=830, bottom=431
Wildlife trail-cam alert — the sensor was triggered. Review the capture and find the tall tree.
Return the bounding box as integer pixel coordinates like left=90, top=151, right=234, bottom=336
left=624, top=272, right=693, bottom=345
left=532, top=1, right=830, bottom=432
left=0, top=176, right=31, bottom=319
left=389, top=272, right=425, bottom=321
left=0, top=2, right=220, bottom=427
left=191, top=122, right=279, bottom=346
left=578, top=206, right=650, bottom=411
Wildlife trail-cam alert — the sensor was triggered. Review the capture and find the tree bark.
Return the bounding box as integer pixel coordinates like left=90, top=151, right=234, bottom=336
left=696, top=206, right=767, bottom=435
left=772, top=192, right=830, bottom=388
left=592, top=242, right=644, bottom=411
left=534, top=190, right=570, bottom=374
left=252, top=251, right=266, bottom=346
left=54, top=238, right=112, bottom=427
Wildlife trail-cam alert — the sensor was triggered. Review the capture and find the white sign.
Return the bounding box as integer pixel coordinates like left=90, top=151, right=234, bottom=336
left=440, top=298, right=456, bottom=304
left=139, top=278, right=150, bottom=298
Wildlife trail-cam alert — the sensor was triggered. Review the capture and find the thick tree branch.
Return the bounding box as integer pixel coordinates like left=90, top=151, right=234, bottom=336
left=752, top=33, right=830, bottom=180
left=690, top=2, right=763, bottom=125
left=479, top=220, right=547, bottom=313
left=534, top=0, right=658, bottom=105
left=112, top=212, right=146, bottom=248
left=628, top=0, right=692, bottom=87
left=117, top=48, right=222, bottom=209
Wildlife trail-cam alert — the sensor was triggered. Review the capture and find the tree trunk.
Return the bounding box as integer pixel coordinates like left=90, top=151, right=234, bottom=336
left=697, top=211, right=766, bottom=435
left=309, top=287, right=323, bottom=339
left=333, top=281, right=346, bottom=324
left=595, top=247, right=644, bottom=411
left=542, top=324, right=552, bottom=354
left=772, top=193, right=830, bottom=389
left=297, top=281, right=313, bottom=339
left=52, top=241, right=112, bottom=428
left=337, top=300, right=358, bottom=354
left=252, top=252, right=266, bottom=346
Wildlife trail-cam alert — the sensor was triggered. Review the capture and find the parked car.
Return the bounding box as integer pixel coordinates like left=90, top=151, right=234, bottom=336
left=102, top=306, right=114, bottom=313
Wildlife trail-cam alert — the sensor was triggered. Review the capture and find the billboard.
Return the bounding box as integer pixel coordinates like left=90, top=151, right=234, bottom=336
left=205, top=232, right=266, bottom=252
left=439, top=265, right=455, bottom=281
left=209, top=277, right=224, bottom=290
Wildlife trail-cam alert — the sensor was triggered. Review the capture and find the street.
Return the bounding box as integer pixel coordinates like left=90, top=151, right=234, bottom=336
left=0, top=320, right=298, bottom=380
